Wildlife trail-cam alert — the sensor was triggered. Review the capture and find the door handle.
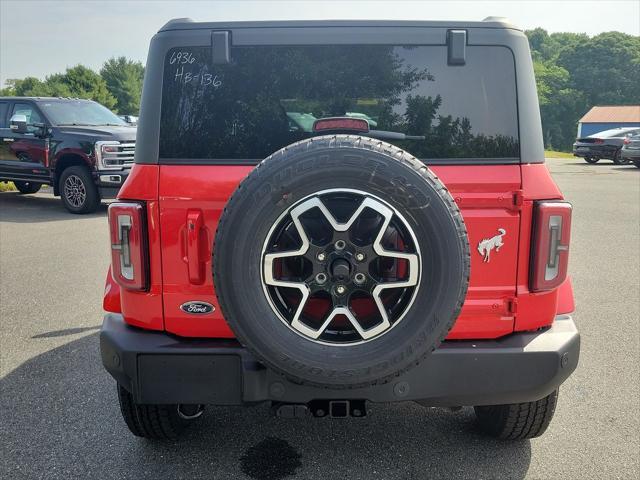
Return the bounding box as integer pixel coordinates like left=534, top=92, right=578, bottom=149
left=186, top=209, right=207, bottom=284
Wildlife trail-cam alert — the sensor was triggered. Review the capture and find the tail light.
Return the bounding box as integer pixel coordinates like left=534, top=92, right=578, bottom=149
left=108, top=202, right=149, bottom=291
left=623, top=136, right=631, bottom=145
left=593, top=138, right=604, bottom=144
left=530, top=201, right=572, bottom=292
left=313, top=117, right=369, bottom=133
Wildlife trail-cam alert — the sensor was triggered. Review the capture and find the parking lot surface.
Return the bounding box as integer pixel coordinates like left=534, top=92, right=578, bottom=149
left=1, top=158, right=638, bottom=480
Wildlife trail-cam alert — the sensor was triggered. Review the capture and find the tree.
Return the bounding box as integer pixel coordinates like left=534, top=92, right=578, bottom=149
left=100, top=57, right=144, bottom=114
left=557, top=31, right=640, bottom=106
left=0, top=79, right=18, bottom=96
left=533, top=60, right=586, bottom=150
left=46, top=65, right=116, bottom=109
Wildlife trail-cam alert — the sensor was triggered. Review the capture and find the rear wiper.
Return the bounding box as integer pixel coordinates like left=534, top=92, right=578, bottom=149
left=366, top=130, right=425, bottom=141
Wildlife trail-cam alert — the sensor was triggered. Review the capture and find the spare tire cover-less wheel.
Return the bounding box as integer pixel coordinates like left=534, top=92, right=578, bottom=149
left=214, top=135, right=470, bottom=388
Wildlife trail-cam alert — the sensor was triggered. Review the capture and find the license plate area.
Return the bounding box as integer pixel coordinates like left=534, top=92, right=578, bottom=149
left=137, top=354, right=242, bottom=404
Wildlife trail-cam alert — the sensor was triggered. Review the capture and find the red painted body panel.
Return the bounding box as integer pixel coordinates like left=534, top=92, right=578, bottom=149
left=556, top=277, right=576, bottom=314
left=432, top=166, right=521, bottom=339
left=103, top=266, right=122, bottom=313
left=107, top=161, right=574, bottom=340
left=154, top=164, right=523, bottom=339
left=158, top=165, right=252, bottom=337
left=116, top=165, right=164, bottom=331
left=513, top=163, right=568, bottom=332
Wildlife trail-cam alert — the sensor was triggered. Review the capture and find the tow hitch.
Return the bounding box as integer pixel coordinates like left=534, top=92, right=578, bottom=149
left=272, top=400, right=367, bottom=418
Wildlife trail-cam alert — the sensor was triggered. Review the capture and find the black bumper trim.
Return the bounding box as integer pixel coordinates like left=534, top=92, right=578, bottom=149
left=100, top=313, right=580, bottom=406
left=96, top=169, right=130, bottom=199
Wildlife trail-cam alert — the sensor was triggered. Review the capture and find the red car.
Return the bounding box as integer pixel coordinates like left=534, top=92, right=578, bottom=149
left=101, top=18, right=579, bottom=440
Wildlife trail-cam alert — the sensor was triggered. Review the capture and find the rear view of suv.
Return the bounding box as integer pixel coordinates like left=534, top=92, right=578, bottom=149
left=101, top=18, right=579, bottom=440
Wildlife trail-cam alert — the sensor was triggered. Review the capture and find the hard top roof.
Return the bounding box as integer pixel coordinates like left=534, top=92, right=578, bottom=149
left=159, top=17, right=520, bottom=32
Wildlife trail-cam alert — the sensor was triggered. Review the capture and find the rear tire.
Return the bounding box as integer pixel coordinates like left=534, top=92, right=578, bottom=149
left=59, top=166, right=100, bottom=214
left=584, top=157, right=599, bottom=164
left=474, top=389, right=558, bottom=440
left=612, top=150, right=627, bottom=165
left=117, top=384, right=204, bottom=440
left=14, top=181, right=42, bottom=194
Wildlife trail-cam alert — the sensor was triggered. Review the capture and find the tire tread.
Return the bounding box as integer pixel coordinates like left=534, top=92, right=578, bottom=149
left=117, top=384, right=187, bottom=440
left=474, top=389, right=558, bottom=439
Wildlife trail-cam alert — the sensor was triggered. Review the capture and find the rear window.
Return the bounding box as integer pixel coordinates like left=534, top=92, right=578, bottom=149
left=160, top=45, right=519, bottom=161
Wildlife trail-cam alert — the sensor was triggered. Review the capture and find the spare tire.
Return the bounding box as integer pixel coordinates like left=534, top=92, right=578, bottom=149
left=214, top=135, right=469, bottom=388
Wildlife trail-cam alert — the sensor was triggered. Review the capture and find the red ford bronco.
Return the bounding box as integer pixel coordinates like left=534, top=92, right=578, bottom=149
left=101, top=18, right=579, bottom=440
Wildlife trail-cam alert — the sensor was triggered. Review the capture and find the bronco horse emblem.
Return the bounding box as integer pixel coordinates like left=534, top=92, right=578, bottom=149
left=477, top=228, right=506, bottom=263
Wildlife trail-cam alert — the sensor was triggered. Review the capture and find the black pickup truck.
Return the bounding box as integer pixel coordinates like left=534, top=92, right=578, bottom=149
left=0, top=97, right=136, bottom=213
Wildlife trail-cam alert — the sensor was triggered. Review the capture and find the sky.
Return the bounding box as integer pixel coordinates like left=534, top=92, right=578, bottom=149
left=1, top=0, right=639, bottom=86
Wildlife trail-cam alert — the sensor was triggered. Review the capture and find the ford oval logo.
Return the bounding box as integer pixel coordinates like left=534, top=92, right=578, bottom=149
left=180, top=301, right=215, bottom=315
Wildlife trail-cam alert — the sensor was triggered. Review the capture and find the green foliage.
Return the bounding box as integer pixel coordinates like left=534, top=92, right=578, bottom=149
left=527, top=29, right=640, bottom=151
left=557, top=32, right=640, bottom=105
left=0, top=59, right=143, bottom=112
left=100, top=57, right=144, bottom=114
left=0, top=181, right=16, bottom=192
left=2, top=77, right=71, bottom=97
left=46, top=65, right=116, bottom=109
left=533, top=60, right=586, bottom=150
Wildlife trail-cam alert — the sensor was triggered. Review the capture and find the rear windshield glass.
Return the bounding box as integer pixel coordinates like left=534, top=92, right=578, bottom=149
left=160, top=45, right=519, bottom=161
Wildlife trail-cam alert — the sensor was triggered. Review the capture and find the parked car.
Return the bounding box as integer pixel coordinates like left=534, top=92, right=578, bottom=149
left=573, top=127, right=640, bottom=164
left=621, top=133, right=640, bottom=168
left=100, top=18, right=579, bottom=441
left=0, top=97, right=136, bottom=213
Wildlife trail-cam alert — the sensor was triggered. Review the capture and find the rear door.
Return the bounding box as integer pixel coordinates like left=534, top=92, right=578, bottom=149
left=156, top=27, right=522, bottom=339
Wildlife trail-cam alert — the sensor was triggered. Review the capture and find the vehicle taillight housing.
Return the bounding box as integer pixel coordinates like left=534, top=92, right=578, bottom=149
left=530, top=201, right=572, bottom=292
left=623, top=136, right=631, bottom=145
left=108, top=202, right=149, bottom=291
left=593, top=138, right=604, bottom=144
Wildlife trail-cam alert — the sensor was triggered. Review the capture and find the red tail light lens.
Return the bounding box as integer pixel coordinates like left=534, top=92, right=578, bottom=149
left=108, top=202, right=149, bottom=291
left=530, top=201, right=572, bottom=292
left=313, top=117, right=369, bottom=133
left=623, top=136, right=631, bottom=145
left=593, top=138, right=604, bottom=144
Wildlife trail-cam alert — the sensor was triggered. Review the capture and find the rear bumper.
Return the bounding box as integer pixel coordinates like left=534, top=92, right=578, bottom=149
left=572, top=145, right=617, bottom=159
left=100, top=313, right=580, bottom=406
left=620, top=148, right=640, bottom=160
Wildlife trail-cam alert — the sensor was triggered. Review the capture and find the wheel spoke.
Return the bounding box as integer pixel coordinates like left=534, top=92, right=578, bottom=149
left=64, top=175, right=87, bottom=207
left=262, top=190, right=421, bottom=344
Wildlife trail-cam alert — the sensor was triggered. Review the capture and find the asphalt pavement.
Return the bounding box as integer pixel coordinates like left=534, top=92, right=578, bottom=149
left=1, top=158, right=638, bottom=480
